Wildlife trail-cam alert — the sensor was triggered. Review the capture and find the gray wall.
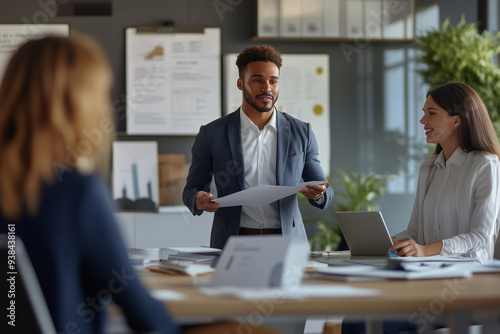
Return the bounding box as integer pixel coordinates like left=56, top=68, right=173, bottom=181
left=0, top=0, right=482, bottom=235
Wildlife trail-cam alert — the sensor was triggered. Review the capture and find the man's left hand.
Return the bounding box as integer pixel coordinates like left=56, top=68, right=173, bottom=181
left=300, top=182, right=329, bottom=200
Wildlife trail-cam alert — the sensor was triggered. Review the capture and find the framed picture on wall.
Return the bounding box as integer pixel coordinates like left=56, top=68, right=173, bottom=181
left=112, top=141, right=159, bottom=211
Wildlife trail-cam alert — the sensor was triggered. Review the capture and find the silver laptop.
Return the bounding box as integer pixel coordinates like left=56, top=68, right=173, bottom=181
left=334, top=211, right=394, bottom=257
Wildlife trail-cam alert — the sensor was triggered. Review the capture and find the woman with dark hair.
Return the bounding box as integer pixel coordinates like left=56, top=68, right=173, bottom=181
left=343, top=82, right=500, bottom=334
left=390, top=82, right=500, bottom=264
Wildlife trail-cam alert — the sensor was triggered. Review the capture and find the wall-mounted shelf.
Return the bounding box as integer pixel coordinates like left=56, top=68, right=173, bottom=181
left=256, top=0, right=415, bottom=42
left=251, top=36, right=416, bottom=43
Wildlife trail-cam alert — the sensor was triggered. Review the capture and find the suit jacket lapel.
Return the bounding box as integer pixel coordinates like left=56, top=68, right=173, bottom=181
left=276, top=111, right=290, bottom=186
left=227, top=109, right=245, bottom=190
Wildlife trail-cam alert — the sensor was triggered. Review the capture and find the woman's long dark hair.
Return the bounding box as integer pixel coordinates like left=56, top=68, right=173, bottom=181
left=426, top=82, right=500, bottom=158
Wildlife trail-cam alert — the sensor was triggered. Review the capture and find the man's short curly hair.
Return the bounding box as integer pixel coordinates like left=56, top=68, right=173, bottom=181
left=236, top=45, right=282, bottom=77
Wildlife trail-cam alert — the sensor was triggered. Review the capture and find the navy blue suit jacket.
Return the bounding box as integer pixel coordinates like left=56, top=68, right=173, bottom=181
left=183, top=109, right=333, bottom=249
left=0, top=172, right=178, bottom=334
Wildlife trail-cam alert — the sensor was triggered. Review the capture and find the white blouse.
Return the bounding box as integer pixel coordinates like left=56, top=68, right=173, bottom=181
left=395, top=149, right=500, bottom=263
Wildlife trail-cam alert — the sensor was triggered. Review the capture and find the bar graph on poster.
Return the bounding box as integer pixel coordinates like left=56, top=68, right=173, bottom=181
left=125, top=27, right=221, bottom=135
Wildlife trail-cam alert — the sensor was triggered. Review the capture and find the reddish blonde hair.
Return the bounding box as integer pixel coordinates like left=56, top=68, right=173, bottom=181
left=0, top=32, right=114, bottom=219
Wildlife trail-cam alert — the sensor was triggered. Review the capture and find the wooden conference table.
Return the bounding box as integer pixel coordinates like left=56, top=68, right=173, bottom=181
left=140, top=264, right=500, bottom=334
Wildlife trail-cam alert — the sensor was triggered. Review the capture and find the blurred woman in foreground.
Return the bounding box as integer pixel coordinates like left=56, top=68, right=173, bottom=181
left=0, top=33, right=178, bottom=333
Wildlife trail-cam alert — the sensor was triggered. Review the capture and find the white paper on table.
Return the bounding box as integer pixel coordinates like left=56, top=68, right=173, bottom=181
left=212, top=181, right=325, bottom=207
left=452, top=262, right=500, bottom=274
left=150, top=289, right=185, bottom=301
left=389, top=255, right=477, bottom=263
left=316, top=264, right=472, bottom=280
left=165, top=247, right=221, bottom=254
left=197, top=284, right=380, bottom=300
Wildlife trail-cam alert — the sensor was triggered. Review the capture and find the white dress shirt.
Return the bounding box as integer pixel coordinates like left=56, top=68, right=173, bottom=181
left=239, top=108, right=281, bottom=229
left=395, top=148, right=500, bottom=263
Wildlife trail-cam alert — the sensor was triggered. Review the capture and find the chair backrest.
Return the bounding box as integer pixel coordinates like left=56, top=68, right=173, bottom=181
left=0, top=233, right=57, bottom=334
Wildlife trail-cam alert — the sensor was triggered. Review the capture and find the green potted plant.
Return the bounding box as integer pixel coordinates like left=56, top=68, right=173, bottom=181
left=302, top=166, right=395, bottom=251
left=418, top=17, right=500, bottom=134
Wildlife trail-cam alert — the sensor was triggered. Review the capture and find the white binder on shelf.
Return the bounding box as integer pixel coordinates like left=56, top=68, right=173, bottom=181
left=382, top=0, right=414, bottom=40
left=364, top=0, right=382, bottom=39
left=279, top=0, right=301, bottom=37
left=257, top=0, right=279, bottom=37
left=301, top=0, right=324, bottom=37
left=324, top=0, right=342, bottom=38
left=344, top=0, right=364, bottom=39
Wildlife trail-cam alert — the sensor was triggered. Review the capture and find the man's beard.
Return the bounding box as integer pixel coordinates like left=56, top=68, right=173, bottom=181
left=243, top=87, right=279, bottom=113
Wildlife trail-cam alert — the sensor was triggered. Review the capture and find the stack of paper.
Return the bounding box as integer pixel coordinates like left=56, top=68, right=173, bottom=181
left=314, top=256, right=479, bottom=280
left=315, top=264, right=472, bottom=281
left=162, top=246, right=221, bottom=264
left=127, top=248, right=161, bottom=269
left=158, top=259, right=215, bottom=276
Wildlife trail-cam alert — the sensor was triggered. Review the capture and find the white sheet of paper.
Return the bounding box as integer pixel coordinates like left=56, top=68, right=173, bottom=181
left=165, top=247, right=221, bottom=254
left=197, top=284, right=380, bottom=300
left=150, top=289, right=185, bottom=301
left=316, top=265, right=472, bottom=280
left=389, top=255, right=476, bottom=263
left=212, top=181, right=325, bottom=207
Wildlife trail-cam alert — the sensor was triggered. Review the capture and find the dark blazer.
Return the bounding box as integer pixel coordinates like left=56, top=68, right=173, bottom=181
left=183, top=109, right=333, bottom=249
left=0, top=172, right=178, bottom=334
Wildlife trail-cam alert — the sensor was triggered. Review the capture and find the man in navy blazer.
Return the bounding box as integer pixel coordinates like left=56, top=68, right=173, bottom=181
left=183, top=45, right=333, bottom=249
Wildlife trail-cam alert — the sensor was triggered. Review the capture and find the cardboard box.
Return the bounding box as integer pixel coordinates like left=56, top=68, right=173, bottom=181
left=158, top=154, right=189, bottom=206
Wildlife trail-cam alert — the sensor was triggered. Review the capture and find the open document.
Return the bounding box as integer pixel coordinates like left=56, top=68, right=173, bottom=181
left=212, top=181, right=325, bottom=207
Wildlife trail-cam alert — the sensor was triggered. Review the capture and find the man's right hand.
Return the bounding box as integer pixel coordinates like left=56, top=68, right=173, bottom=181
left=196, top=191, right=221, bottom=212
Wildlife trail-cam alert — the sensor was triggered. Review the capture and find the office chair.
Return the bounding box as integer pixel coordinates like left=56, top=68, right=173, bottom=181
left=0, top=233, right=57, bottom=334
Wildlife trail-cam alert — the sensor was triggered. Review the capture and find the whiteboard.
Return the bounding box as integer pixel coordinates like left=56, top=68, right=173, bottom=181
left=225, top=53, right=330, bottom=175
left=126, top=27, right=221, bottom=135
left=0, top=24, right=69, bottom=81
